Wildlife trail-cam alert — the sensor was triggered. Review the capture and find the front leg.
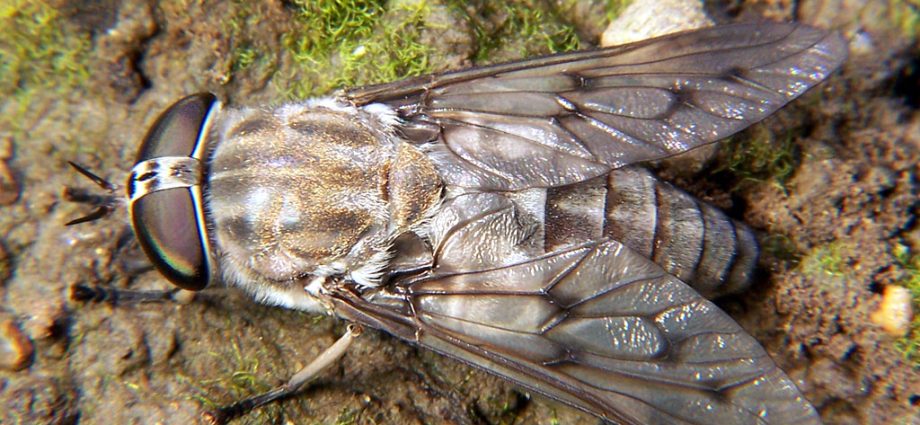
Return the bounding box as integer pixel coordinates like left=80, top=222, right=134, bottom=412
left=204, top=324, right=363, bottom=425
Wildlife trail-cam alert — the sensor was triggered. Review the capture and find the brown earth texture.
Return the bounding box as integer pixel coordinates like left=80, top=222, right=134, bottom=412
left=0, top=0, right=918, bottom=424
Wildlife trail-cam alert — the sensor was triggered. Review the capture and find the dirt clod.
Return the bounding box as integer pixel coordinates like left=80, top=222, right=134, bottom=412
left=0, top=317, right=34, bottom=371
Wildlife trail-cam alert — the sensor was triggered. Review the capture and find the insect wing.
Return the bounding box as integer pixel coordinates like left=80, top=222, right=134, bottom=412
left=336, top=240, right=818, bottom=425
left=344, top=22, right=846, bottom=191
left=328, top=21, right=838, bottom=423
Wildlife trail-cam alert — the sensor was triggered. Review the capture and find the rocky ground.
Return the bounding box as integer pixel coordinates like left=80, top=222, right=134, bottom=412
left=0, top=1, right=917, bottom=424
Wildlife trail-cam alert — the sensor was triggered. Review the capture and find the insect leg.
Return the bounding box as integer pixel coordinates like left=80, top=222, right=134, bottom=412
left=203, top=324, right=363, bottom=425
left=70, top=284, right=190, bottom=304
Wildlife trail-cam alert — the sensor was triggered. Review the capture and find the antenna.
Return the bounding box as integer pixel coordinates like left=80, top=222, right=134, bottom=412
left=68, top=161, right=117, bottom=191
left=63, top=162, right=121, bottom=225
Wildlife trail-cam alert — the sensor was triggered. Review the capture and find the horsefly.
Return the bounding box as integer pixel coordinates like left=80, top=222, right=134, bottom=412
left=69, top=22, right=846, bottom=424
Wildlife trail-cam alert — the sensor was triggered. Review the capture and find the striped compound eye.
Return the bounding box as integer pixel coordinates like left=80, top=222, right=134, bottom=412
left=127, top=93, right=220, bottom=291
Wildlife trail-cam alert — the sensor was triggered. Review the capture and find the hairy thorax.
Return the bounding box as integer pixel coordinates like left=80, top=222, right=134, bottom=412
left=206, top=100, right=441, bottom=295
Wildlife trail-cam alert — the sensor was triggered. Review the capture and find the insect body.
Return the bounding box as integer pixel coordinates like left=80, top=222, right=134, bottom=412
left=120, top=23, right=846, bottom=424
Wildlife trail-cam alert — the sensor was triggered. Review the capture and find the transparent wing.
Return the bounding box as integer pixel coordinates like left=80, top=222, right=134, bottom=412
left=344, top=22, right=846, bottom=190
left=331, top=240, right=819, bottom=425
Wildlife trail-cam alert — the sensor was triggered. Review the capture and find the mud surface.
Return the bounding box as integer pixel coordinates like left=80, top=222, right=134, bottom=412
left=0, top=1, right=918, bottom=424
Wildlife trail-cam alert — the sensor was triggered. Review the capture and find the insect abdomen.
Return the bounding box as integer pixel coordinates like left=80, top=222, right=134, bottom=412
left=544, top=167, right=758, bottom=298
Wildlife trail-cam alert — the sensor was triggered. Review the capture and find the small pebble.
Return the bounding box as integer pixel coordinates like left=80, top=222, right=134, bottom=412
left=849, top=30, right=874, bottom=56
left=0, top=162, right=18, bottom=205
left=172, top=289, right=197, bottom=304
left=0, top=136, right=12, bottom=159
left=22, top=299, right=66, bottom=341
left=0, top=136, right=17, bottom=205
left=870, top=285, right=914, bottom=337
left=0, top=318, right=34, bottom=371
left=601, top=0, right=713, bottom=47
left=0, top=241, right=9, bottom=283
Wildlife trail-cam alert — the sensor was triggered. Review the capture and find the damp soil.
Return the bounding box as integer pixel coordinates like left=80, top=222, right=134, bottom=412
left=0, top=1, right=917, bottom=425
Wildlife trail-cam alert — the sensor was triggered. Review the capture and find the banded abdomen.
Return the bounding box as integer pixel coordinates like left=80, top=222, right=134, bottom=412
left=425, top=167, right=757, bottom=299
left=540, top=167, right=758, bottom=298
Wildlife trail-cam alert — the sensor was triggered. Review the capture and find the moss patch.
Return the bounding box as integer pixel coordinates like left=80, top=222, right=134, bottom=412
left=0, top=0, right=91, bottom=133
left=181, top=337, right=284, bottom=424
left=332, top=407, right=360, bottom=425
left=605, top=0, right=633, bottom=21
left=712, top=125, right=800, bottom=192
left=222, top=2, right=278, bottom=78
left=892, top=244, right=920, bottom=367
left=279, top=0, right=385, bottom=97
left=448, top=0, right=581, bottom=64
left=334, top=1, right=435, bottom=89
left=801, top=242, right=850, bottom=278
left=277, top=0, right=437, bottom=99
left=214, top=0, right=589, bottom=100
left=760, top=233, right=801, bottom=265
left=888, top=0, right=920, bottom=40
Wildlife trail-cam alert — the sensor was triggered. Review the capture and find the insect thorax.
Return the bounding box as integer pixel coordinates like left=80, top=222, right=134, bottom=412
left=206, top=99, right=441, bottom=304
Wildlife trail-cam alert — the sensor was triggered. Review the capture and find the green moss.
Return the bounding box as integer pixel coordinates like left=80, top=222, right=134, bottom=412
left=889, top=0, right=920, bottom=40
left=478, top=393, right=522, bottom=425
left=449, top=0, right=581, bottom=65
left=183, top=338, right=283, bottom=424
left=333, top=407, right=360, bottom=425
left=277, top=0, right=437, bottom=99
left=606, top=0, right=633, bottom=21
left=713, top=125, right=799, bottom=192
left=278, top=0, right=385, bottom=98
left=334, top=0, right=435, bottom=89
left=760, top=234, right=801, bottom=265
left=0, top=0, right=91, bottom=132
left=209, top=1, right=281, bottom=86
left=221, top=0, right=586, bottom=100
left=285, top=0, right=385, bottom=57
left=232, top=45, right=259, bottom=72
left=216, top=0, right=432, bottom=95
left=892, top=244, right=920, bottom=367
left=801, top=242, right=849, bottom=278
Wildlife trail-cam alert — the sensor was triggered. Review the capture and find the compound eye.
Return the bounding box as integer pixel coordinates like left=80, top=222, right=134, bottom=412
left=129, top=93, right=218, bottom=291
left=137, top=93, right=217, bottom=161
left=131, top=188, right=209, bottom=290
